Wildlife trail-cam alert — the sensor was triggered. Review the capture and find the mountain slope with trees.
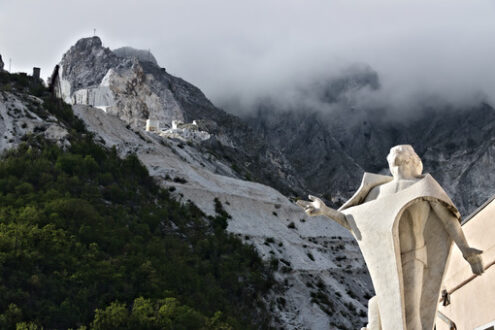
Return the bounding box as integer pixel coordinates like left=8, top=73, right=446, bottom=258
left=0, top=71, right=273, bottom=330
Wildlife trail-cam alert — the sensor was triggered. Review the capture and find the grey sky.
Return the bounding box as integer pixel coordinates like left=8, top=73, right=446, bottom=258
left=1, top=0, right=495, bottom=112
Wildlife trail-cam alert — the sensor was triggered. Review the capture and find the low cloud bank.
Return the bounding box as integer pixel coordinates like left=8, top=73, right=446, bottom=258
left=2, top=0, right=494, bottom=117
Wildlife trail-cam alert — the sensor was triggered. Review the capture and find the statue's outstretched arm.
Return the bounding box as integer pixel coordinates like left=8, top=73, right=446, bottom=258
left=430, top=201, right=484, bottom=275
left=297, top=195, right=351, bottom=231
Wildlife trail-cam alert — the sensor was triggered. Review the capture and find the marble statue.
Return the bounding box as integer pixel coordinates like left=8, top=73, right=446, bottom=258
left=297, top=145, right=483, bottom=330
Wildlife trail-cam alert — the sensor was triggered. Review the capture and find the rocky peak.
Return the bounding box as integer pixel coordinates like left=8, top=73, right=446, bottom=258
left=59, top=36, right=120, bottom=93
left=74, top=35, right=103, bottom=49
left=0, top=54, right=4, bottom=71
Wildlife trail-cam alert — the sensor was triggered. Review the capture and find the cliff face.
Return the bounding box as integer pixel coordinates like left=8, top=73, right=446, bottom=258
left=58, top=36, right=241, bottom=128
left=58, top=37, right=183, bottom=126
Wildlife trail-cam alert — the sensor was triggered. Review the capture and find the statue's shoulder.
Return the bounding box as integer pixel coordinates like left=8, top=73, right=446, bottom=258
left=362, top=172, right=393, bottom=187
left=339, top=172, right=392, bottom=210
left=415, top=173, right=461, bottom=218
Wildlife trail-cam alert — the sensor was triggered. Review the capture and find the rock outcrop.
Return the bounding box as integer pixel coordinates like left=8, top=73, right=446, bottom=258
left=0, top=91, right=70, bottom=153
left=0, top=54, right=4, bottom=71
left=58, top=37, right=183, bottom=126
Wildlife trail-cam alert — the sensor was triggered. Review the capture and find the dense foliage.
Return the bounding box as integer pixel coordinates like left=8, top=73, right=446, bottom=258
left=0, top=73, right=273, bottom=329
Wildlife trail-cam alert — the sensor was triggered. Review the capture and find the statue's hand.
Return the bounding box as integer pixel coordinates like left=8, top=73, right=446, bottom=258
left=463, top=247, right=484, bottom=275
left=296, top=195, right=326, bottom=217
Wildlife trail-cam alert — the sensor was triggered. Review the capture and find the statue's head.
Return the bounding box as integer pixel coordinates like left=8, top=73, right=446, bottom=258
left=386, top=145, right=423, bottom=179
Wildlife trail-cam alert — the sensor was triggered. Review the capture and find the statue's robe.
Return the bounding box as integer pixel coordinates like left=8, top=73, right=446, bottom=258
left=339, top=173, right=460, bottom=330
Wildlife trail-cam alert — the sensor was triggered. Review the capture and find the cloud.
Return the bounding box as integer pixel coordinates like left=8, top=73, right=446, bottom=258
left=1, top=0, right=495, bottom=115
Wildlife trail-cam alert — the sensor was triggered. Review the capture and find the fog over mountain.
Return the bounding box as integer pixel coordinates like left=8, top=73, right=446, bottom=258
left=2, top=0, right=495, bottom=116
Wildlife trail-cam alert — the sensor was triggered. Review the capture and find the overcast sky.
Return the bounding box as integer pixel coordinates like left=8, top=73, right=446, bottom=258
left=1, top=0, right=495, bottom=112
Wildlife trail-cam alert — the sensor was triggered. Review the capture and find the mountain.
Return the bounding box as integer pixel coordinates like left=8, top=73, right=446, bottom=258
left=55, top=36, right=304, bottom=198
left=5, top=35, right=491, bottom=329
left=52, top=37, right=373, bottom=329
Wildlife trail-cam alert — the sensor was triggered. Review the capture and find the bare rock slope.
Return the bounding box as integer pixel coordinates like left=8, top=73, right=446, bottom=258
left=0, top=91, right=69, bottom=153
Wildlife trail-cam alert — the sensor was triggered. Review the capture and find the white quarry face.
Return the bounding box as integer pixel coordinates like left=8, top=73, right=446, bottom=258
left=58, top=42, right=185, bottom=129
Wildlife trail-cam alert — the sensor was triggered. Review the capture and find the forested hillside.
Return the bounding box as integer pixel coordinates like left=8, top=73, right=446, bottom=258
left=0, top=72, right=274, bottom=329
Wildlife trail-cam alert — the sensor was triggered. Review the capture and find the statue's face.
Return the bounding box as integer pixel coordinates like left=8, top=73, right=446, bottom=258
left=387, top=148, right=419, bottom=179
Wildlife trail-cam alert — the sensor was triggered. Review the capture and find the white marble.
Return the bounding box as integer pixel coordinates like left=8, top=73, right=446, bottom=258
left=171, top=119, right=183, bottom=129
left=145, top=118, right=160, bottom=131
left=58, top=60, right=184, bottom=128
left=298, top=145, right=483, bottom=330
